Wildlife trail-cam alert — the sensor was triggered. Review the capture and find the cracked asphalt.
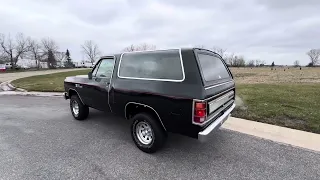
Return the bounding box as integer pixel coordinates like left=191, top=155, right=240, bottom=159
left=0, top=96, right=319, bottom=180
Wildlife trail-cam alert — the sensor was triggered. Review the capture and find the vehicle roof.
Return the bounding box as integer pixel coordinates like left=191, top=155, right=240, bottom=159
left=100, top=47, right=220, bottom=59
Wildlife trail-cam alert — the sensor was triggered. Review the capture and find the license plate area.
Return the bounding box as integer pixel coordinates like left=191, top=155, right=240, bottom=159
left=208, top=91, right=234, bottom=114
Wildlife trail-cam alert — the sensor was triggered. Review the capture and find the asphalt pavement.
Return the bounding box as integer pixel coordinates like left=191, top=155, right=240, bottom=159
left=0, top=96, right=319, bottom=180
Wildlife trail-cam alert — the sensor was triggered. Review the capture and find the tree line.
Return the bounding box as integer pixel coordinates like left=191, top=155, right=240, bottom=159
left=1, top=32, right=319, bottom=69
left=121, top=44, right=320, bottom=67
left=0, top=32, right=102, bottom=69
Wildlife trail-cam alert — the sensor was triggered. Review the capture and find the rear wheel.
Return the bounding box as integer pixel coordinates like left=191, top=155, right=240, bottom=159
left=131, top=113, right=166, bottom=153
left=70, top=95, right=89, bottom=120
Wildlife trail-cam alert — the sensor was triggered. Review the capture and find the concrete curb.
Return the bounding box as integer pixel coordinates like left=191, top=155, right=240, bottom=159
left=0, top=91, right=63, bottom=97
left=0, top=81, right=27, bottom=92
left=222, top=117, right=320, bottom=152
left=7, top=81, right=27, bottom=92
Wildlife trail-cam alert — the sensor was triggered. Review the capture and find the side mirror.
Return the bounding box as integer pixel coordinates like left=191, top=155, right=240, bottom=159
left=88, top=72, right=93, bottom=80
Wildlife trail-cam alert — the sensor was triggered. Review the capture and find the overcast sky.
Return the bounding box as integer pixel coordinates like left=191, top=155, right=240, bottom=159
left=0, top=0, right=319, bottom=65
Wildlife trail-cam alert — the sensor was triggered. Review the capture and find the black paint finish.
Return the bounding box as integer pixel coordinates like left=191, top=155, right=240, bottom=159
left=64, top=48, right=235, bottom=138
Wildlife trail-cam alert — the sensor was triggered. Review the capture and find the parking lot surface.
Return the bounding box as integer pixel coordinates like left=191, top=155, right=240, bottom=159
left=0, top=96, right=319, bottom=180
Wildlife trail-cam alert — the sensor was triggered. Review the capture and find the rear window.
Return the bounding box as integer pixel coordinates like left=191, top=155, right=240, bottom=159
left=118, top=49, right=184, bottom=81
left=197, top=53, right=230, bottom=82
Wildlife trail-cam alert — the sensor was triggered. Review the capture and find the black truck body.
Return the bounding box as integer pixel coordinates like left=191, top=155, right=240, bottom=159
left=64, top=48, right=235, bottom=153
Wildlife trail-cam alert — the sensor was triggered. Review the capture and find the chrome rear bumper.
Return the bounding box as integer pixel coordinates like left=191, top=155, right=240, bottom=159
left=198, top=103, right=235, bottom=142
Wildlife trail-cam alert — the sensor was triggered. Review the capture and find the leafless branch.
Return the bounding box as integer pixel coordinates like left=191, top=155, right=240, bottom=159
left=122, top=43, right=156, bottom=52
left=211, top=46, right=227, bottom=58
left=41, top=37, right=58, bottom=52
left=81, top=40, right=101, bottom=65
left=29, top=39, right=44, bottom=68
left=0, top=33, right=31, bottom=67
left=55, top=51, right=65, bottom=62
left=293, top=60, right=300, bottom=67
left=307, top=49, right=320, bottom=66
left=247, top=60, right=255, bottom=67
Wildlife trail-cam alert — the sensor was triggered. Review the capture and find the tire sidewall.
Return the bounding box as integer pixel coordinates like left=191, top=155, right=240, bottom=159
left=70, top=97, right=80, bottom=118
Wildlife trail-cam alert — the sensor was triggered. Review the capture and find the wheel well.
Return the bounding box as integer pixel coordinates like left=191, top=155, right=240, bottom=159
left=125, top=103, right=166, bottom=131
left=68, top=89, right=84, bottom=105
left=68, top=89, right=77, bottom=98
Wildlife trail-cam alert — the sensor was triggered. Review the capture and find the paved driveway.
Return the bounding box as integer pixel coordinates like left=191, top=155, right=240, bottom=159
left=0, top=96, right=319, bottom=180
left=0, top=68, right=88, bottom=83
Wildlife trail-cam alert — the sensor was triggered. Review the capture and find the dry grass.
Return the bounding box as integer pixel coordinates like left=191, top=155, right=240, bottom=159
left=230, top=67, right=320, bottom=84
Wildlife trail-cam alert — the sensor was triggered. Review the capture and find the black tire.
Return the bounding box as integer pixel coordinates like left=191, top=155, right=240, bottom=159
left=70, top=95, right=89, bottom=120
left=131, top=113, right=167, bottom=153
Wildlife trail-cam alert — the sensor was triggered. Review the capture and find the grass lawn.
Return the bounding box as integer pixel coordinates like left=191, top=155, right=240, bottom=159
left=11, top=69, right=90, bottom=92
left=233, top=83, right=320, bottom=134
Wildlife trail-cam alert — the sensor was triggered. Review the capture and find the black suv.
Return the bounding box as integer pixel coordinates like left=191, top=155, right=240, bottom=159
left=64, top=48, right=235, bottom=153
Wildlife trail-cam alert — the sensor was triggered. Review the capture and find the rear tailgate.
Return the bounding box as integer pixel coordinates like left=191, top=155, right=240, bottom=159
left=194, top=49, right=235, bottom=126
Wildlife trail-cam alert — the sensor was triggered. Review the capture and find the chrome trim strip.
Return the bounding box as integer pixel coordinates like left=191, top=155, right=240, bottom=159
left=124, top=102, right=167, bottom=131
left=68, top=88, right=85, bottom=105
left=105, top=55, right=116, bottom=113
left=194, top=87, right=235, bottom=102
left=204, top=80, right=234, bottom=90
left=117, top=49, right=185, bottom=82
left=198, top=103, right=235, bottom=142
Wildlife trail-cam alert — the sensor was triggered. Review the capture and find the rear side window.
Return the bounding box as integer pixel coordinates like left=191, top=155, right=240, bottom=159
left=197, top=53, right=230, bottom=82
left=118, top=49, right=184, bottom=81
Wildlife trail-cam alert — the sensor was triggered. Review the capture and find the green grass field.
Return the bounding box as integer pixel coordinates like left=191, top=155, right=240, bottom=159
left=11, top=67, right=320, bottom=133
left=11, top=69, right=90, bottom=92
left=233, top=83, right=320, bottom=133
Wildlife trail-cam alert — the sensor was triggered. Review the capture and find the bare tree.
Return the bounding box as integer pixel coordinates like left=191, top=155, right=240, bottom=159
left=225, top=53, right=235, bottom=66
left=41, top=37, right=58, bottom=53
left=195, top=45, right=205, bottom=48
left=255, top=59, right=261, bottom=67
left=306, top=49, right=320, bottom=66
left=122, top=43, right=156, bottom=52
left=29, top=39, right=44, bottom=68
left=41, top=38, right=59, bottom=68
left=55, top=51, right=66, bottom=67
left=0, top=33, right=31, bottom=68
left=211, top=46, right=226, bottom=58
left=81, top=40, right=101, bottom=65
left=247, top=60, right=255, bottom=67
left=294, top=60, right=300, bottom=67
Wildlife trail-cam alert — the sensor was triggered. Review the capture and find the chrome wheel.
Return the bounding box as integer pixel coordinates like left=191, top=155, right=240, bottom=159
left=136, top=121, right=153, bottom=145
left=72, top=100, right=79, bottom=116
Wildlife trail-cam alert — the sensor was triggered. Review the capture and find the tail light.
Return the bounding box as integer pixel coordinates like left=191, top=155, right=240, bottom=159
left=193, top=101, right=207, bottom=124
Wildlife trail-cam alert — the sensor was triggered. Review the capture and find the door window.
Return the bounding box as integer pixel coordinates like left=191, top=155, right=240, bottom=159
left=93, top=59, right=114, bottom=78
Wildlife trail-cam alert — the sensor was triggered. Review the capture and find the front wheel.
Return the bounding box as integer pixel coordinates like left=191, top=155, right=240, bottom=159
left=131, top=113, right=167, bottom=153
left=70, top=95, right=89, bottom=120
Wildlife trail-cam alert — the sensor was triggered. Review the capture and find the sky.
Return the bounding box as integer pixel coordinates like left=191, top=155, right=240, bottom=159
left=0, top=0, right=319, bottom=65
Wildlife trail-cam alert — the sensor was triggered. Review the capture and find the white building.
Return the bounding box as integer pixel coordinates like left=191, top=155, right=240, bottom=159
left=16, top=59, right=48, bottom=69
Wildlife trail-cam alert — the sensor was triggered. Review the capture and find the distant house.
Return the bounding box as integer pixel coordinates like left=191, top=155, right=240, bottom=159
left=17, top=59, right=48, bottom=68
